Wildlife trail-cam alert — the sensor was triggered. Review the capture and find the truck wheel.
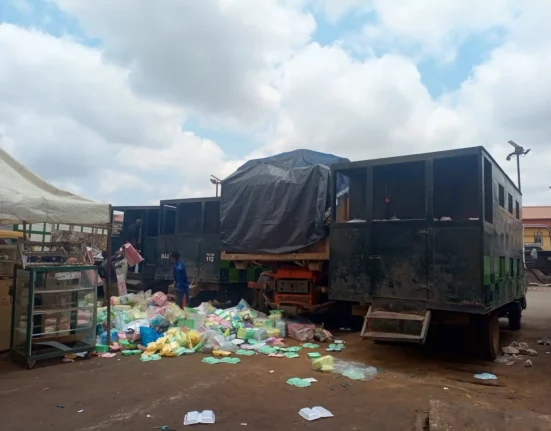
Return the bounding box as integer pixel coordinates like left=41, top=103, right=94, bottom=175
left=508, top=301, right=522, bottom=331
left=474, top=312, right=500, bottom=360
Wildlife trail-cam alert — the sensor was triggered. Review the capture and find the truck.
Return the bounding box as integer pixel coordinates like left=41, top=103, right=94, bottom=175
left=328, top=146, right=525, bottom=359
left=154, top=197, right=263, bottom=305
left=219, top=149, right=349, bottom=315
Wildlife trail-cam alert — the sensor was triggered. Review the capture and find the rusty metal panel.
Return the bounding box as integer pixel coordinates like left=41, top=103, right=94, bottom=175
left=370, top=220, right=428, bottom=302
left=429, top=223, right=482, bottom=306
left=328, top=224, right=370, bottom=302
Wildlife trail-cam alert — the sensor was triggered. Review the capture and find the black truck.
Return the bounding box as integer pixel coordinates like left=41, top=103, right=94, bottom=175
left=329, top=146, right=525, bottom=359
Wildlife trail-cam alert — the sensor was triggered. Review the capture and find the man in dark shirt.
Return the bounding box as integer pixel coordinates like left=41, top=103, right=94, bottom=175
left=170, top=250, right=189, bottom=308
left=126, top=219, right=142, bottom=250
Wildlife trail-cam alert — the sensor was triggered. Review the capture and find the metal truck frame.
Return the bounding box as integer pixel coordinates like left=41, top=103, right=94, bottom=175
left=329, top=146, right=525, bottom=359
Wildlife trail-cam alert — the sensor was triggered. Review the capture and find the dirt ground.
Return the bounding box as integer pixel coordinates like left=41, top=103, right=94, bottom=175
left=1, top=288, right=550, bottom=431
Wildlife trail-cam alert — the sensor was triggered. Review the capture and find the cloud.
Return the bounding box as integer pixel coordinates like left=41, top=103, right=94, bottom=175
left=2, top=0, right=551, bottom=210
left=51, top=0, right=316, bottom=125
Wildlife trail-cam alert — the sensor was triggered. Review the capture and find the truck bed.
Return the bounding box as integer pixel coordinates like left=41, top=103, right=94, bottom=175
left=221, top=237, right=330, bottom=262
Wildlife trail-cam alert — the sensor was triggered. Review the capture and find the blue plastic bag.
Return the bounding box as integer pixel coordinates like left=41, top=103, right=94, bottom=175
left=140, top=326, right=160, bottom=346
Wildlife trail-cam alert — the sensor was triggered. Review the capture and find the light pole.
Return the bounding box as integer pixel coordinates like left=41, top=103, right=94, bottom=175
left=506, top=140, right=530, bottom=192
left=210, top=175, right=222, bottom=197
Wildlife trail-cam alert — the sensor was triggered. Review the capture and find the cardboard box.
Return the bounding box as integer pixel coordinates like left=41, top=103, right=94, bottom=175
left=0, top=278, right=13, bottom=351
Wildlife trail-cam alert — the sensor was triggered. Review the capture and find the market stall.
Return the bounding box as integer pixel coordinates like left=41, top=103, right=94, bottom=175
left=0, top=148, right=112, bottom=367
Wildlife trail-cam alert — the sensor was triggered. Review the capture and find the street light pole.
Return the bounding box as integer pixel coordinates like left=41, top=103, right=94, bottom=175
left=506, top=140, right=530, bottom=193
left=210, top=175, right=222, bottom=197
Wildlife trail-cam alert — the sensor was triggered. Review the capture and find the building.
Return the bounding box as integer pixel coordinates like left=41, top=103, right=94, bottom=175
left=522, top=206, right=551, bottom=250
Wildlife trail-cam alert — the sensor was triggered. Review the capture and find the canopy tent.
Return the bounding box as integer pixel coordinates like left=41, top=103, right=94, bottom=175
left=0, top=148, right=110, bottom=226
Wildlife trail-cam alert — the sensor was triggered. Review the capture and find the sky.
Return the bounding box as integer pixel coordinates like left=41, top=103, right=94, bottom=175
left=0, top=0, right=550, bottom=206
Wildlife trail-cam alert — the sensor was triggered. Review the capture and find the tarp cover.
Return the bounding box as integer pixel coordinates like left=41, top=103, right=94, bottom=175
left=0, top=148, right=110, bottom=225
left=221, top=149, right=349, bottom=254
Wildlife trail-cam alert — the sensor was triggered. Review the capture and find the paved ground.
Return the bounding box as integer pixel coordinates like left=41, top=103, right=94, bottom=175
left=1, top=288, right=550, bottom=431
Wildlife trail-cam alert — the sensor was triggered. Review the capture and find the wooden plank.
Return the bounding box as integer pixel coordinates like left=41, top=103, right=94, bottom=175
left=368, top=311, right=426, bottom=321
left=222, top=238, right=330, bottom=262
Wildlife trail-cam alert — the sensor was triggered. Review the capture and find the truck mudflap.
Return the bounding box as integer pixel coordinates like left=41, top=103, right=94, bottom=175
left=361, top=306, right=432, bottom=344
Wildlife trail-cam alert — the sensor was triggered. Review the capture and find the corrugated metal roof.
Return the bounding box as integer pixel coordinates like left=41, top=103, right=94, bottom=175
left=522, top=206, right=551, bottom=220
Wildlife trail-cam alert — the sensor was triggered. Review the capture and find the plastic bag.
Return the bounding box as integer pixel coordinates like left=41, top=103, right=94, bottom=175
left=123, top=319, right=149, bottom=334
left=332, top=358, right=378, bottom=381
left=151, top=291, right=167, bottom=307
left=165, top=302, right=185, bottom=323
left=288, top=323, right=315, bottom=342
left=199, top=330, right=226, bottom=354
left=140, top=326, right=160, bottom=346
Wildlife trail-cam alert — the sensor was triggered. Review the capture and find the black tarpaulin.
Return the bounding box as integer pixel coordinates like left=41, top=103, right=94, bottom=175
left=220, top=149, right=349, bottom=254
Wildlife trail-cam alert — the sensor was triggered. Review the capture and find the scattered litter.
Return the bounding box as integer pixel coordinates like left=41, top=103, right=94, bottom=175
left=78, top=409, right=84, bottom=413
left=183, top=410, right=216, bottom=425
left=269, top=370, right=274, bottom=374
left=235, top=349, right=255, bottom=356
left=56, top=404, right=65, bottom=409
left=302, top=343, right=320, bottom=349
left=201, top=357, right=241, bottom=365
left=526, top=349, right=539, bottom=356
left=284, top=352, right=300, bottom=359
left=99, top=353, right=117, bottom=358
left=307, top=352, right=322, bottom=359
left=241, top=423, right=247, bottom=426
left=474, top=373, right=497, bottom=380
left=311, top=356, right=379, bottom=381
left=537, top=338, right=551, bottom=346
left=524, top=359, right=533, bottom=368
left=298, top=406, right=334, bottom=421
left=231, top=339, right=244, bottom=346
left=339, top=327, right=352, bottom=331
left=62, top=357, right=74, bottom=363
left=303, top=378, right=318, bottom=383
left=443, top=387, right=449, bottom=391
left=287, top=378, right=312, bottom=388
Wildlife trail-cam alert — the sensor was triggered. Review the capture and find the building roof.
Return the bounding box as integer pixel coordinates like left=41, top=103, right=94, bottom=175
left=522, top=206, right=551, bottom=220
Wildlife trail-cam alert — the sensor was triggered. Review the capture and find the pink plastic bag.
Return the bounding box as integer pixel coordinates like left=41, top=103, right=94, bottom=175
left=123, top=243, right=144, bottom=266
left=151, top=291, right=167, bottom=307
left=287, top=323, right=315, bottom=342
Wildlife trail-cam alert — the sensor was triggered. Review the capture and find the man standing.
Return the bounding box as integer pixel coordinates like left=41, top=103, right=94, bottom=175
left=126, top=219, right=142, bottom=250
left=170, top=250, right=189, bottom=308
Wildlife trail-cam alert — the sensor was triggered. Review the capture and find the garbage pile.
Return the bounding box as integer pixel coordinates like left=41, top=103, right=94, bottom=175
left=94, top=291, right=339, bottom=363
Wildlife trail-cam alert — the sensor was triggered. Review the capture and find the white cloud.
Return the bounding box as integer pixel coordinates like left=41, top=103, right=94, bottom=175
left=51, top=0, right=316, bottom=125
left=2, top=0, right=551, bottom=210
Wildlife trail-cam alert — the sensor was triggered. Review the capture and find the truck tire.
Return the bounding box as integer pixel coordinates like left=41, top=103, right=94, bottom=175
left=508, top=301, right=522, bottom=331
left=474, top=312, right=500, bottom=360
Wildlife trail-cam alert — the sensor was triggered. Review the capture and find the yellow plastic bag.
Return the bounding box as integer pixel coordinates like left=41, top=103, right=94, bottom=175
left=146, top=342, right=158, bottom=353
left=311, top=355, right=335, bottom=372
left=212, top=350, right=232, bottom=357
left=188, top=330, right=201, bottom=347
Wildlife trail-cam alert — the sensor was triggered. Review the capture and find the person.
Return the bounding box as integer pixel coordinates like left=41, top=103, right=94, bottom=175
left=98, top=250, right=124, bottom=298
left=126, top=219, right=142, bottom=250
left=170, top=250, right=189, bottom=308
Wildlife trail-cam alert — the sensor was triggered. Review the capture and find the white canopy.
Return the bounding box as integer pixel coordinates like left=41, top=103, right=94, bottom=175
left=0, top=148, right=110, bottom=226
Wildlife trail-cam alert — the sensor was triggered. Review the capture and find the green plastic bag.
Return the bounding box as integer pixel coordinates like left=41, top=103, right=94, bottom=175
left=220, top=357, right=241, bottom=364
left=302, top=343, right=320, bottom=349
left=286, top=377, right=311, bottom=388
left=284, top=352, right=300, bottom=359
left=287, top=346, right=302, bottom=352
left=308, top=352, right=322, bottom=359
left=202, top=357, right=221, bottom=364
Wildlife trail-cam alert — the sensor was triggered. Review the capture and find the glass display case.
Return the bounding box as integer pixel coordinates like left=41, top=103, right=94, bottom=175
left=11, top=265, right=98, bottom=368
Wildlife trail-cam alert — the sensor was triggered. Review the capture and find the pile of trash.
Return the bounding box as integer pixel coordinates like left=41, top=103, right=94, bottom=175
left=94, top=291, right=341, bottom=363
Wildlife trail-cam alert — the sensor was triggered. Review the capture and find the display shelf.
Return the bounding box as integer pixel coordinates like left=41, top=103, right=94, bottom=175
left=11, top=264, right=98, bottom=368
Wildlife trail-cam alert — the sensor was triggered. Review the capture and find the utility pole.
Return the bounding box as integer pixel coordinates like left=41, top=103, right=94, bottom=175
left=506, top=140, right=530, bottom=193
left=210, top=175, right=222, bottom=197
